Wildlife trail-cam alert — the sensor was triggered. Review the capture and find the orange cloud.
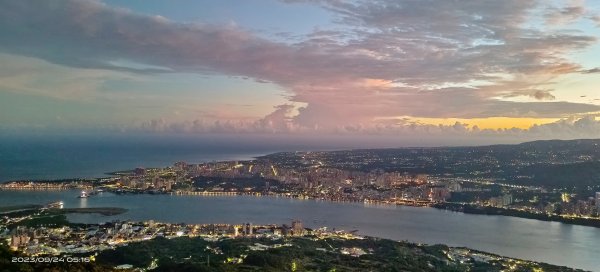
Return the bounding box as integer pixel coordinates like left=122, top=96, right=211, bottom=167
left=359, top=78, right=394, bottom=88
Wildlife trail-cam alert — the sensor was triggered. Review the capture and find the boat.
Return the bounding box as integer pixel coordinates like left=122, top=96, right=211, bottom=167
left=78, top=191, right=89, bottom=198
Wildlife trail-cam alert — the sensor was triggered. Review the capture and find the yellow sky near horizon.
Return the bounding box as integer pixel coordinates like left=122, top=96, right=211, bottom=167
left=409, top=117, right=561, bottom=130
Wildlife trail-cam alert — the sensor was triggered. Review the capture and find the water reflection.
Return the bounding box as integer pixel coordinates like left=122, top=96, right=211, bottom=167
left=0, top=190, right=598, bottom=271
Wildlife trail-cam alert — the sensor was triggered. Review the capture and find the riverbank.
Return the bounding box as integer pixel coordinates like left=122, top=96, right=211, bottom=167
left=434, top=203, right=600, bottom=228
left=4, top=184, right=600, bottom=230
left=1, top=189, right=598, bottom=270
left=2, top=223, right=583, bottom=272
left=168, top=191, right=600, bottom=229
left=104, top=188, right=600, bottom=231
left=50, top=207, right=128, bottom=216
left=0, top=204, right=42, bottom=214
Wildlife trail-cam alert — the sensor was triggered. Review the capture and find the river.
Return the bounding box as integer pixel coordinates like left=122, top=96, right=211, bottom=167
left=0, top=190, right=598, bottom=271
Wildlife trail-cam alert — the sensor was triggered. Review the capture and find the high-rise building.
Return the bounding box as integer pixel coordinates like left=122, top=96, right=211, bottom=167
left=595, top=192, right=600, bottom=209
left=561, top=192, right=571, bottom=203
left=291, top=220, right=304, bottom=236
left=174, top=161, right=188, bottom=171
left=10, top=234, right=29, bottom=250
left=245, top=223, right=253, bottom=235
left=502, top=194, right=513, bottom=206
left=429, top=186, right=450, bottom=202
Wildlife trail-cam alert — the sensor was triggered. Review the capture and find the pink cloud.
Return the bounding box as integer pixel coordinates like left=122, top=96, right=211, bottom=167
left=0, top=0, right=599, bottom=133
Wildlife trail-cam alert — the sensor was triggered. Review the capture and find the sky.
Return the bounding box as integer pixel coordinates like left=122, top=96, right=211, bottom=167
left=1, top=0, right=600, bottom=146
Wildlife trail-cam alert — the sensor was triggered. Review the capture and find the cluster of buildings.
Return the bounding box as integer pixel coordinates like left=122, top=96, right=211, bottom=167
left=487, top=194, right=513, bottom=208
left=4, top=156, right=600, bottom=223
left=482, top=191, right=600, bottom=218
left=135, top=160, right=448, bottom=203
left=117, top=174, right=175, bottom=191
left=0, top=181, right=90, bottom=190
left=2, top=217, right=318, bottom=257
left=95, top=159, right=600, bottom=221
left=554, top=192, right=600, bottom=217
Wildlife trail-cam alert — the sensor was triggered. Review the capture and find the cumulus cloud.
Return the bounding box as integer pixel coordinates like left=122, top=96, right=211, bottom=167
left=0, top=0, right=599, bottom=133
left=252, top=104, right=301, bottom=133
left=528, top=116, right=600, bottom=138
left=133, top=115, right=600, bottom=142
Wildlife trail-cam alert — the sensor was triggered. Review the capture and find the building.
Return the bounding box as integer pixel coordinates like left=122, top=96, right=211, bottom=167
left=174, top=161, right=188, bottom=171
left=488, top=194, right=513, bottom=208
left=561, top=192, right=571, bottom=203
left=10, top=226, right=30, bottom=250
left=595, top=192, right=600, bottom=209
left=244, top=223, right=253, bottom=235
left=291, top=220, right=304, bottom=236
left=448, top=182, right=462, bottom=192
left=429, top=186, right=450, bottom=202
left=10, top=234, right=29, bottom=250
left=502, top=194, right=513, bottom=207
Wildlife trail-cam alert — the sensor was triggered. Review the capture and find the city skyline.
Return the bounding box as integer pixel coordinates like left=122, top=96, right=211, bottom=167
left=1, top=0, right=600, bottom=145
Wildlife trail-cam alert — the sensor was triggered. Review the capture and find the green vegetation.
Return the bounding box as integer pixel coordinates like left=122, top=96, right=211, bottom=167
left=515, top=161, right=600, bottom=190
left=7, top=214, right=70, bottom=229
left=93, top=236, right=576, bottom=272
left=0, top=223, right=580, bottom=272
left=97, top=236, right=464, bottom=271
left=5, top=208, right=117, bottom=229
left=0, top=205, right=42, bottom=214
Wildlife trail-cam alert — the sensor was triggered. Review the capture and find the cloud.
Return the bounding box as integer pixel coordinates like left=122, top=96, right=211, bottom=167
left=593, top=15, right=600, bottom=26
left=581, top=67, right=600, bottom=74
left=545, top=2, right=586, bottom=25
left=0, top=53, right=138, bottom=100
left=0, top=0, right=599, bottom=133
left=527, top=116, right=600, bottom=138
left=253, top=104, right=301, bottom=133
left=132, top=114, right=600, bottom=143
left=502, top=89, right=556, bottom=101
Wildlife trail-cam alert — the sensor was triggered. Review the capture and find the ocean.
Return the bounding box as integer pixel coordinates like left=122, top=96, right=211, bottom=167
left=0, top=133, right=317, bottom=182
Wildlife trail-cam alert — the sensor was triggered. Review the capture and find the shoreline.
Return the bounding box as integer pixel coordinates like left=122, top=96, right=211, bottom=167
left=171, top=191, right=600, bottom=229
left=2, top=189, right=598, bottom=271
left=433, top=202, right=600, bottom=228
left=52, top=207, right=128, bottom=216
left=3, top=217, right=582, bottom=272
left=4, top=186, right=600, bottom=229
left=198, top=193, right=600, bottom=229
